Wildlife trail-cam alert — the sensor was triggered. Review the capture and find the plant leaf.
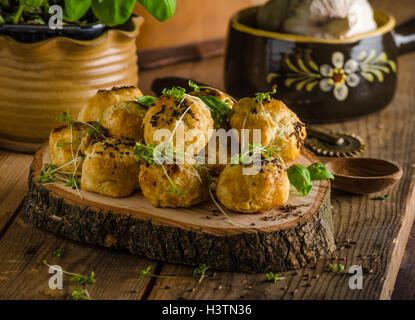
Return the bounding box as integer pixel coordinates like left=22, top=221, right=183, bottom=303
left=64, top=0, right=92, bottom=22
left=91, top=0, right=136, bottom=26
left=307, top=162, right=334, bottom=181
left=137, top=0, right=176, bottom=22
left=287, top=164, right=313, bottom=196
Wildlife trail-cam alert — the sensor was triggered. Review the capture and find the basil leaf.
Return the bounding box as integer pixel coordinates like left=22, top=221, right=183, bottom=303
left=136, top=95, right=156, bottom=107
left=199, top=95, right=231, bottom=127
left=287, top=164, right=313, bottom=196
left=64, top=0, right=91, bottom=22
left=91, top=0, right=136, bottom=27
left=137, top=0, right=176, bottom=22
left=307, top=162, right=334, bottom=180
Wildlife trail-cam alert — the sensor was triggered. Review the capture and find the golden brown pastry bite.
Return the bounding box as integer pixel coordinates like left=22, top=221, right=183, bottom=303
left=100, top=101, right=147, bottom=141
left=216, top=157, right=290, bottom=213
left=78, top=86, right=143, bottom=123
left=229, top=97, right=306, bottom=163
left=81, top=138, right=139, bottom=197
left=49, top=121, right=107, bottom=173
left=139, top=163, right=209, bottom=208
left=143, top=91, right=214, bottom=156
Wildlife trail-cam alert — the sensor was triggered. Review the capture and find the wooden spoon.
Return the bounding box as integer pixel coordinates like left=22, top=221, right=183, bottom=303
left=325, top=158, right=403, bottom=195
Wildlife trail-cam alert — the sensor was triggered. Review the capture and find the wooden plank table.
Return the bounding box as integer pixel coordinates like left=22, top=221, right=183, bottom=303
left=0, top=0, right=414, bottom=300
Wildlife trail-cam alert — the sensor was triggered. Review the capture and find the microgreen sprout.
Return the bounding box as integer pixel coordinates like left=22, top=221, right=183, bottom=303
left=42, top=260, right=96, bottom=300
left=193, top=264, right=210, bottom=284
left=162, top=86, right=186, bottom=100
left=188, top=80, right=200, bottom=92
left=53, top=248, right=64, bottom=258
left=139, top=266, right=176, bottom=279
left=65, top=176, right=80, bottom=190
left=36, top=164, right=57, bottom=184
left=56, top=139, right=72, bottom=149
left=136, top=95, right=157, bottom=107
left=373, top=194, right=391, bottom=200
left=255, top=85, right=277, bottom=104
left=57, top=111, right=75, bottom=128
left=327, top=264, right=345, bottom=272
left=266, top=272, right=285, bottom=283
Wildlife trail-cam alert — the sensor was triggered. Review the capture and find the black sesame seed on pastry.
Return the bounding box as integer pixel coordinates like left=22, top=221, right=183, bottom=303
left=139, top=163, right=209, bottom=208
left=229, top=98, right=306, bottom=163
left=216, top=157, right=290, bottom=213
left=100, top=101, right=147, bottom=141
left=143, top=94, right=214, bottom=155
left=81, top=138, right=139, bottom=197
left=78, top=86, right=143, bottom=123
left=49, top=121, right=107, bottom=174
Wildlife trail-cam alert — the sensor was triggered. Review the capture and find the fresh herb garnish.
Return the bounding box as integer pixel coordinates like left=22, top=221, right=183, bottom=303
left=255, top=85, right=277, bottom=104
left=287, top=164, right=313, bottom=196
left=162, top=86, right=186, bottom=100
left=327, top=264, right=345, bottom=272
left=136, top=95, right=157, bottom=107
left=42, top=260, right=95, bottom=300
left=198, top=95, right=231, bottom=128
left=36, top=164, right=57, bottom=184
left=56, top=139, right=71, bottom=149
left=65, top=176, right=80, bottom=189
left=287, top=162, right=334, bottom=196
left=193, top=264, right=210, bottom=284
left=70, top=287, right=91, bottom=300
left=53, top=248, right=64, bottom=257
left=188, top=80, right=200, bottom=92
left=230, top=143, right=280, bottom=166
left=139, top=265, right=176, bottom=279
left=307, top=162, right=335, bottom=181
left=266, top=272, right=285, bottom=283
left=57, top=111, right=75, bottom=128
left=87, top=122, right=105, bottom=138
left=373, top=194, right=391, bottom=200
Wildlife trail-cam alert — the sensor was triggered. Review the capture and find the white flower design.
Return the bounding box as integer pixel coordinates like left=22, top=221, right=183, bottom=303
left=319, top=51, right=360, bottom=101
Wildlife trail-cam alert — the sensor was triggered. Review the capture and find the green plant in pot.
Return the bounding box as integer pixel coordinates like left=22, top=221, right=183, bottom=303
left=0, top=0, right=176, bottom=153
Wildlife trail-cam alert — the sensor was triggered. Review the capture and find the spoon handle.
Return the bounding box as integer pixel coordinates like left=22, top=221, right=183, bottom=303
left=307, top=127, right=345, bottom=146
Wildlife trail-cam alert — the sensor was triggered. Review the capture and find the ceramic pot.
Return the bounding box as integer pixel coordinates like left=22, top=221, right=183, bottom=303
left=0, top=16, right=143, bottom=153
left=225, top=7, right=415, bottom=123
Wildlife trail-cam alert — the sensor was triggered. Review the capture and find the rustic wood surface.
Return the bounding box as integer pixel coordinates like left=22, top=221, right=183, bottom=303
left=0, top=0, right=414, bottom=300
left=26, top=147, right=334, bottom=273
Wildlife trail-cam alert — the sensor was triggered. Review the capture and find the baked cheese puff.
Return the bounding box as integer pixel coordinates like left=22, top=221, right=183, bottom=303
left=230, top=97, right=306, bottom=163
left=101, top=101, right=147, bottom=141
left=143, top=93, right=214, bottom=156
left=81, top=138, right=139, bottom=197
left=49, top=121, right=107, bottom=174
left=78, top=86, right=143, bottom=123
left=139, top=163, right=209, bottom=208
left=216, top=157, right=290, bottom=213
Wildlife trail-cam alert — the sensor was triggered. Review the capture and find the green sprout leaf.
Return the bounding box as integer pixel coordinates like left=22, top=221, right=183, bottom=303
left=193, top=264, right=210, bottom=284
left=199, top=95, right=231, bottom=128
left=287, top=164, right=313, bottom=196
left=70, top=288, right=91, bottom=300
left=57, top=111, right=75, bottom=128
left=136, top=95, right=157, bottom=107
left=162, top=86, right=186, bottom=100
left=266, top=272, right=285, bottom=283
left=255, top=85, right=277, bottom=104
left=373, top=194, right=391, bottom=200
left=188, top=80, right=200, bottom=92
left=307, top=162, right=334, bottom=181
left=327, top=264, right=345, bottom=272
left=53, top=248, right=64, bottom=257
left=36, top=164, right=57, bottom=184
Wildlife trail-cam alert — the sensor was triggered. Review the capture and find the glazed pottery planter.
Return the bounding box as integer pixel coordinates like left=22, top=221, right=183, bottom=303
left=0, top=16, right=143, bottom=152
left=225, top=7, right=415, bottom=123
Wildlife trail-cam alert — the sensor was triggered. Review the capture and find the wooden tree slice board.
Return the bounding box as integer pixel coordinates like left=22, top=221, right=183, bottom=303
left=25, top=146, right=335, bottom=273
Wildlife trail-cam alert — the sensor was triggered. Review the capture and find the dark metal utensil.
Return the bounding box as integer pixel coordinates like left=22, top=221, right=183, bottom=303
left=306, top=127, right=365, bottom=157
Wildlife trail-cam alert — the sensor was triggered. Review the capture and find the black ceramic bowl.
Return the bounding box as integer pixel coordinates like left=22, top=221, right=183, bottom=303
left=225, top=7, right=415, bottom=123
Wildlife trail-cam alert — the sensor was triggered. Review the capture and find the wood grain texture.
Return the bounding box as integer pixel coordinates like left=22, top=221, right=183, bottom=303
left=0, top=150, right=32, bottom=232
left=0, top=208, right=157, bottom=300
left=26, top=147, right=334, bottom=273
